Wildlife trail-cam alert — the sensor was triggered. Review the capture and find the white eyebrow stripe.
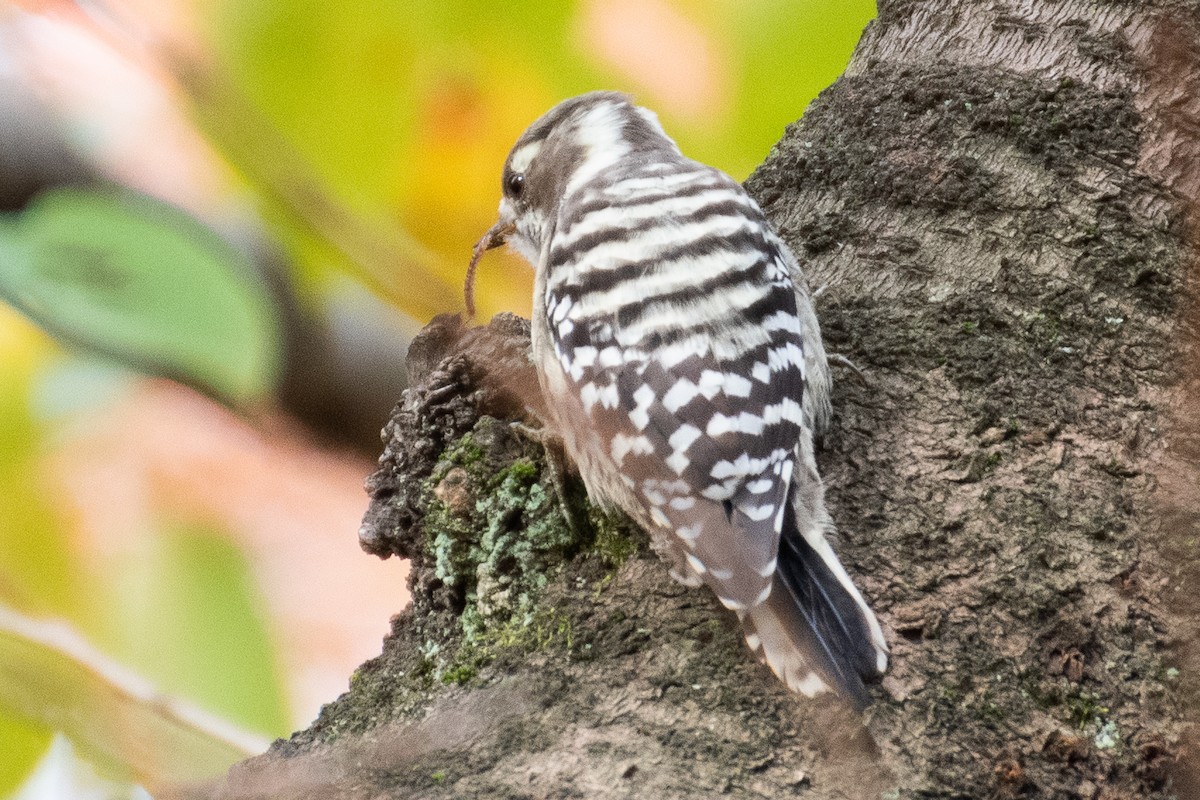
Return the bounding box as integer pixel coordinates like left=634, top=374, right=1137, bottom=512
left=509, top=141, right=542, bottom=174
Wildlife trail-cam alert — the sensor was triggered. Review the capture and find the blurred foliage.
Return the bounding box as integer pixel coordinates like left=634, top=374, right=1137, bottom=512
left=0, top=313, right=73, bottom=617
left=201, top=0, right=876, bottom=320
left=0, top=602, right=266, bottom=787
left=9, top=734, right=153, bottom=800
left=0, top=717, right=50, bottom=797
left=0, top=189, right=281, bottom=406
left=0, top=309, right=287, bottom=793
left=0, top=312, right=72, bottom=793
left=90, top=524, right=289, bottom=739
left=0, top=0, right=875, bottom=793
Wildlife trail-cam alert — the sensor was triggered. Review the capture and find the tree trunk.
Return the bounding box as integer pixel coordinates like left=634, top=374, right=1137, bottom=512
left=184, top=1, right=1200, bottom=797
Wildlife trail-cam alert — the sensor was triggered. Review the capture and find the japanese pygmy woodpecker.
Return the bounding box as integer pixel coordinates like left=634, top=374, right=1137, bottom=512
left=471, top=91, right=887, bottom=707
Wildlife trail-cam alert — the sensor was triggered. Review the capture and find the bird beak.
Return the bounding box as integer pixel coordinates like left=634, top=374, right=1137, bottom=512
left=473, top=219, right=515, bottom=256
left=464, top=220, right=516, bottom=320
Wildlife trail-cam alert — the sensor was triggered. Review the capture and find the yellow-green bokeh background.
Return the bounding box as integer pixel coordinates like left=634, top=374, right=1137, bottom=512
left=204, top=0, right=876, bottom=319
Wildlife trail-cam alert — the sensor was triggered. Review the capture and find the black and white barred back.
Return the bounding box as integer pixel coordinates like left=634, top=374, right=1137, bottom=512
left=474, top=92, right=887, bottom=706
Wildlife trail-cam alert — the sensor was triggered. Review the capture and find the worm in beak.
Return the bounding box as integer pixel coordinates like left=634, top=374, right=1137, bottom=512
left=464, top=221, right=516, bottom=320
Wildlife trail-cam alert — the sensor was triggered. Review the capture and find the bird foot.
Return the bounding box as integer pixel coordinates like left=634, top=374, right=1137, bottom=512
left=509, top=421, right=590, bottom=541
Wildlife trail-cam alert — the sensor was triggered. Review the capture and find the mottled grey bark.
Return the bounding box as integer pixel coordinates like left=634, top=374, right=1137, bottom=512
left=179, top=1, right=1200, bottom=798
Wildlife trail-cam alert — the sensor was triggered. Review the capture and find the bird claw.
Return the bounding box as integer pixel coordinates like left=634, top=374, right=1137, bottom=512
left=510, top=421, right=589, bottom=540
left=827, top=353, right=870, bottom=386
left=509, top=419, right=557, bottom=446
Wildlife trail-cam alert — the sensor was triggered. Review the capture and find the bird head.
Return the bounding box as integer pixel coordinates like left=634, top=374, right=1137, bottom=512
left=465, top=92, right=681, bottom=316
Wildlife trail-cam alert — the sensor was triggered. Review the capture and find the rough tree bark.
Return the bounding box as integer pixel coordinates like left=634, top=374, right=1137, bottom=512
left=183, top=1, right=1200, bottom=797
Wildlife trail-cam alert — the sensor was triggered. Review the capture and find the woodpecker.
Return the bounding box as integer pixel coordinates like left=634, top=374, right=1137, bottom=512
left=470, top=92, right=887, bottom=707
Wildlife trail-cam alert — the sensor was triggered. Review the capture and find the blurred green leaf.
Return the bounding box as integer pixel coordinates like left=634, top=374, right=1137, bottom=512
left=93, top=525, right=291, bottom=740
left=0, top=603, right=267, bottom=787
left=0, top=189, right=281, bottom=405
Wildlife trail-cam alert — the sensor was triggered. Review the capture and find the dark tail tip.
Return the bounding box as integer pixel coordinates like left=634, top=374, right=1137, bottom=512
left=774, top=500, right=884, bottom=707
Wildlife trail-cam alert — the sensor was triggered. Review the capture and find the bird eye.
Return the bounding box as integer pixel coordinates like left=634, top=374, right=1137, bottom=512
left=506, top=172, right=525, bottom=198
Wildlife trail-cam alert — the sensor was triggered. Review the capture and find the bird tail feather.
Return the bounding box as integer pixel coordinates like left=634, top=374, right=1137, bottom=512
left=742, top=499, right=887, bottom=709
